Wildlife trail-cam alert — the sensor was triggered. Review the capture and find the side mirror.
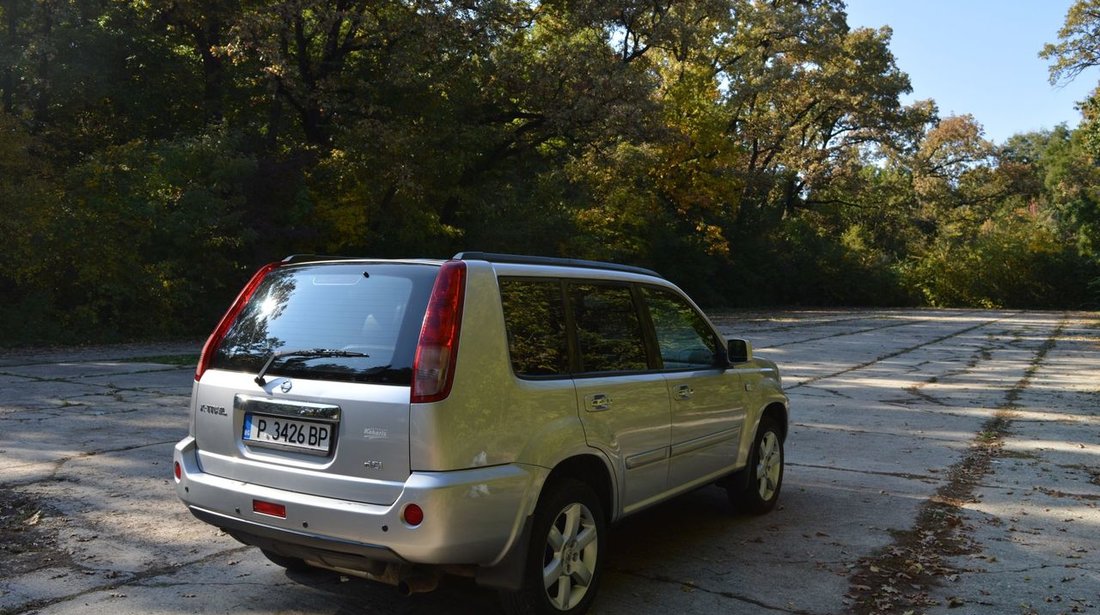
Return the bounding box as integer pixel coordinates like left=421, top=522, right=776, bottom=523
left=727, top=338, right=752, bottom=363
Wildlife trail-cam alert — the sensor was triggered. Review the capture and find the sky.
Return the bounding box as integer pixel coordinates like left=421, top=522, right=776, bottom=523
left=843, top=0, right=1097, bottom=145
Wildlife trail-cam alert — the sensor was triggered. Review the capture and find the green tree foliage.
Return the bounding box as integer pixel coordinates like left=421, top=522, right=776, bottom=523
left=1041, top=0, right=1100, bottom=86
left=1, top=0, right=1098, bottom=344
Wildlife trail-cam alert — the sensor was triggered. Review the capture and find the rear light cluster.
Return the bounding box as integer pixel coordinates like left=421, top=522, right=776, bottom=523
left=195, top=262, right=282, bottom=381
left=411, top=261, right=467, bottom=403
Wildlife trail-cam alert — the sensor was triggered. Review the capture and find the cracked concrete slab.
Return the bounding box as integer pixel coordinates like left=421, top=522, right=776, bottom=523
left=0, top=363, right=183, bottom=381
left=1, top=310, right=1098, bottom=615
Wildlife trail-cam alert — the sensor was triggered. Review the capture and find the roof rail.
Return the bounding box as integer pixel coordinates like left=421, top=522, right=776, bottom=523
left=453, top=251, right=662, bottom=278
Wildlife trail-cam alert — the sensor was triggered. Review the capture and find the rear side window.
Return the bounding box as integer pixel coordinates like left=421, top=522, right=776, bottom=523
left=211, top=263, right=437, bottom=384
left=499, top=279, right=569, bottom=377
left=570, top=283, right=649, bottom=373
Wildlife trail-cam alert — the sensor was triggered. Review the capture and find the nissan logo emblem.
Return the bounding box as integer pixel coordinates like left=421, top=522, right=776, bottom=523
left=279, top=380, right=293, bottom=393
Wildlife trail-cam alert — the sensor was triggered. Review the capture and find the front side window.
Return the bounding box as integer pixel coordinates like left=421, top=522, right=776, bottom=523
left=499, top=278, right=569, bottom=377
left=643, top=287, right=719, bottom=369
left=570, top=283, right=649, bottom=373
left=212, top=263, right=437, bottom=384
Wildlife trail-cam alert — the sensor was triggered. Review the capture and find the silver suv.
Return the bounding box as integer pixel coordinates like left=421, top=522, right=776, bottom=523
left=173, top=252, right=788, bottom=614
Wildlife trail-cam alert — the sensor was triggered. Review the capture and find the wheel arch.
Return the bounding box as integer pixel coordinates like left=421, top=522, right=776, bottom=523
left=542, top=453, right=617, bottom=523
left=478, top=452, right=616, bottom=593
left=761, top=401, right=789, bottom=441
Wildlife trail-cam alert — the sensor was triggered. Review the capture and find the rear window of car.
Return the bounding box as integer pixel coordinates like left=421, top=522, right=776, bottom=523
left=211, top=263, right=437, bottom=384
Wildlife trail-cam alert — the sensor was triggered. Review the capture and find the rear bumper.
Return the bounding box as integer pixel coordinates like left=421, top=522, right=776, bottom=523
left=189, top=504, right=405, bottom=574
left=174, top=437, right=544, bottom=574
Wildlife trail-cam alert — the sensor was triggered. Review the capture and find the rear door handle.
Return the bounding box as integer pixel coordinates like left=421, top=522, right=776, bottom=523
left=674, top=384, right=694, bottom=400
left=586, top=394, right=613, bottom=412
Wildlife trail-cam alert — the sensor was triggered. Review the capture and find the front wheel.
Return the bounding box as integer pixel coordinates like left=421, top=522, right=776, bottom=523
left=500, top=478, right=606, bottom=615
left=730, top=418, right=784, bottom=515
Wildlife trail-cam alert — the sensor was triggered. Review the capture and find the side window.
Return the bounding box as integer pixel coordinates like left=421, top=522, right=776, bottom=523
left=499, top=279, right=569, bottom=377
left=643, top=287, right=719, bottom=370
left=570, top=283, right=649, bottom=373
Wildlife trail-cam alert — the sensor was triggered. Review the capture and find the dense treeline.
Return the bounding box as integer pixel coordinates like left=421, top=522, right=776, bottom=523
left=1, top=0, right=1099, bottom=344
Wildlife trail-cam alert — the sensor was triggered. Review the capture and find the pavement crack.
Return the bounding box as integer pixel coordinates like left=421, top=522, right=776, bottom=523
left=902, top=386, right=949, bottom=406
left=611, top=568, right=821, bottom=614
left=1, top=440, right=180, bottom=488
left=788, top=314, right=1019, bottom=390
left=133, top=579, right=298, bottom=589
left=766, top=318, right=935, bottom=350
left=977, top=562, right=1089, bottom=575
left=1032, top=485, right=1100, bottom=501
left=0, top=546, right=252, bottom=615
left=791, top=423, right=966, bottom=445
left=788, top=462, right=942, bottom=483
left=814, top=387, right=854, bottom=400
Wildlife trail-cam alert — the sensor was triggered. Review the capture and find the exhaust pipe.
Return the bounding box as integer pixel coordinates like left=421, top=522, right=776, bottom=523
left=305, top=559, right=440, bottom=595
left=397, top=572, right=440, bottom=596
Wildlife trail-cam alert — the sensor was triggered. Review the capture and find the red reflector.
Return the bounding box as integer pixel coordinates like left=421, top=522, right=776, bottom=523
left=253, top=499, right=287, bottom=518
left=174, top=461, right=182, bottom=481
left=403, top=503, right=424, bottom=527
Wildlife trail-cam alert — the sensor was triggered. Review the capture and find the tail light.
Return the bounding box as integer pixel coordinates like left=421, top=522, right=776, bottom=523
left=195, top=262, right=281, bottom=381
left=411, top=260, right=467, bottom=403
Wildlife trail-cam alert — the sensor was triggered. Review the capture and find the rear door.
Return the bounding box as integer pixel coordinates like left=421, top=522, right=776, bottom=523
left=193, top=262, right=438, bottom=505
left=569, top=282, right=672, bottom=512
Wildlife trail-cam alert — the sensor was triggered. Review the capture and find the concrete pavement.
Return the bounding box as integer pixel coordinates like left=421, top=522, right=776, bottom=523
left=1, top=310, right=1097, bottom=614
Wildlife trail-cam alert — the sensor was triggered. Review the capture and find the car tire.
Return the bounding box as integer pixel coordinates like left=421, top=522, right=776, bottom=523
left=730, top=417, right=784, bottom=515
left=499, top=478, right=606, bottom=615
left=260, top=549, right=311, bottom=572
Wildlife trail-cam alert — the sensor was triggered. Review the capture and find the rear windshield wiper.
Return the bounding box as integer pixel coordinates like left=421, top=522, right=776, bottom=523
left=255, top=348, right=369, bottom=385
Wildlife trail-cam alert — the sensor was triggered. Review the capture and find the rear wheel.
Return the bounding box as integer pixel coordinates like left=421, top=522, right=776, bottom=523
left=500, top=479, right=605, bottom=615
left=730, top=418, right=784, bottom=515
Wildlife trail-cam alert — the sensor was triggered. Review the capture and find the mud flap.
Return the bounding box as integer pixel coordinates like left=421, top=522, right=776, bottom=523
left=717, top=465, right=751, bottom=491
left=473, top=514, right=533, bottom=591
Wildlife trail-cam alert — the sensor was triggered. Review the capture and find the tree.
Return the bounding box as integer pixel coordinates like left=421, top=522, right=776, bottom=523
left=708, top=0, right=914, bottom=230
left=1041, top=0, right=1100, bottom=85
left=1042, top=1, right=1100, bottom=155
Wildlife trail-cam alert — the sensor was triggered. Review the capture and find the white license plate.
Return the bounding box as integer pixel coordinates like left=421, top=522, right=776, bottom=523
left=243, top=413, right=333, bottom=455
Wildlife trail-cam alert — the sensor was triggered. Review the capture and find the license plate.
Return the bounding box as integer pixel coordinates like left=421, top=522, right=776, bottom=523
left=243, top=413, right=333, bottom=455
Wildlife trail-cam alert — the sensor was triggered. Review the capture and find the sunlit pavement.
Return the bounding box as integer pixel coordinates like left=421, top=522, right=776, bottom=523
left=1, top=310, right=1097, bottom=614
